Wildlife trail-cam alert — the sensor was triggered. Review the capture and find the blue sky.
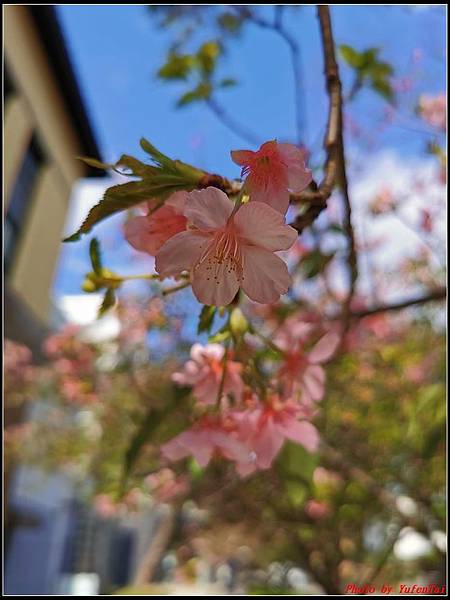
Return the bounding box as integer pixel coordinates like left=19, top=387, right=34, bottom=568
left=53, top=5, right=446, bottom=333
left=56, top=5, right=446, bottom=170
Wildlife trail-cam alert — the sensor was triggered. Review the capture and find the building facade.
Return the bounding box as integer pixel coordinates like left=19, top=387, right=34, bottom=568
left=4, top=5, right=104, bottom=357
left=4, top=7, right=105, bottom=592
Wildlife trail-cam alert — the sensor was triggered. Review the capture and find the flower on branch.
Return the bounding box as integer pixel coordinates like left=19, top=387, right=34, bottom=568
left=124, top=191, right=188, bottom=256
left=274, top=318, right=340, bottom=405
left=155, top=187, right=297, bottom=306
left=172, top=343, right=243, bottom=405
left=161, top=395, right=319, bottom=478
left=231, top=140, right=312, bottom=215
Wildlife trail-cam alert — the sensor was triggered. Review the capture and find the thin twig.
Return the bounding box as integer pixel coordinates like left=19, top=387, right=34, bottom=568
left=206, top=97, right=262, bottom=147
left=348, top=287, right=446, bottom=319
left=238, top=6, right=307, bottom=143
left=162, top=281, right=191, bottom=296
left=314, top=6, right=358, bottom=344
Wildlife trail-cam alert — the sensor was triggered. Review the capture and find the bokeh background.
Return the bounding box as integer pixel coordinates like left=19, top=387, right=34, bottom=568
left=4, top=5, right=446, bottom=595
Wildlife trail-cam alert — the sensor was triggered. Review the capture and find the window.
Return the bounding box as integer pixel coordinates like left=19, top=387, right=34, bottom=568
left=5, top=135, right=45, bottom=274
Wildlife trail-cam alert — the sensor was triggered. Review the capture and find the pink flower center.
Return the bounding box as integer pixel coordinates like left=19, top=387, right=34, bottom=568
left=283, top=350, right=307, bottom=378
left=195, top=225, right=244, bottom=285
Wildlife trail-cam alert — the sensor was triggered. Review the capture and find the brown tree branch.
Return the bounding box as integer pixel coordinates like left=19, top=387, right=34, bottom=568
left=349, top=287, right=446, bottom=319
left=315, top=5, right=358, bottom=342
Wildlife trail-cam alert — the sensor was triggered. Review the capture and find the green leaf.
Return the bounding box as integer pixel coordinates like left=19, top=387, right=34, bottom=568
left=196, top=40, right=221, bottom=76
left=78, top=156, right=113, bottom=171
left=63, top=180, right=172, bottom=242
left=359, top=47, right=380, bottom=70
left=89, top=238, right=103, bottom=275
left=327, top=223, right=346, bottom=236
left=217, top=12, right=242, bottom=33
left=64, top=141, right=205, bottom=242
left=98, top=288, right=116, bottom=317
left=219, top=78, right=238, bottom=88
left=277, top=441, right=318, bottom=484
left=368, top=61, right=393, bottom=78
left=209, top=329, right=231, bottom=344
left=197, top=305, right=217, bottom=335
left=300, top=250, right=335, bottom=279
left=371, top=77, right=394, bottom=101
left=177, top=82, right=212, bottom=107
left=157, top=53, right=194, bottom=80
left=116, top=154, right=156, bottom=178
left=339, top=44, right=365, bottom=69
left=230, top=308, right=248, bottom=338
left=82, top=272, right=100, bottom=293
left=285, top=480, right=308, bottom=508
left=139, top=138, right=174, bottom=169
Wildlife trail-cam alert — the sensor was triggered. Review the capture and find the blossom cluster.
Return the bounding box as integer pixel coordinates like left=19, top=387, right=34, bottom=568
left=43, top=325, right=99, bottom=405
left=125, top=140, right=312, bottom=306
left=161, top=316, right=339, bottom=477
left=121, top=139, right=341, bottom=477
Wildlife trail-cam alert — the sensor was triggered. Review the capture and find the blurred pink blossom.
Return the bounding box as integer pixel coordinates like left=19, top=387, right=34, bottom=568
left=172, top=343, right=244, bottom=405
left=124, top=191, right=188, bottom=256
left=418, top=93, right=446, bottom=131
left=305, top=499, right=331, bottom=520
left=274, top=318, right=340, bottom=405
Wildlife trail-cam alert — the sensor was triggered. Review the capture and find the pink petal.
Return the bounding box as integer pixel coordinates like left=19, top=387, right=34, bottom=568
left=162, top=431, right=213, bottom=467
left=230, top=149, right=255, bottom=167
left=224, top=363, right=244, bottom=403
left=234, top=202, right=297, bottom=251
left=212, top=431, right=254, bottom=464
left=241, top=246, right=292, bottom=304
left=124, top=216, right=161, bottom=255
left=192, top=247, right=240, bottom=306
left=155, top=230, right=209, bottom=278
left=172, top=359, right=201, bottom=386
left=302, top=365, right=326, bottom=402
left=165, top=190, right=188, bottom=214
left=253, top=419, right=285, bottom=469
left=184, top=187, right=234, bottom=231
left=278, top=143, right=312, bottom=192
left=248, top=175, right=290, bottom=215
left=308, top=332, right=340, bottom=364
left=191, top=343, right=224, bottom=363
left=279, top=419, right=320, bottom=453
left=235, top=460, right=257, bottom=478
left=161, top=432, right=193, bottom=461
left=193, top=373, right=220, bottom=405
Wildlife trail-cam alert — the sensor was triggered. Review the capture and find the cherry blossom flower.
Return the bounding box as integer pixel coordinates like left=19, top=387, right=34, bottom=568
left=145, top=468, right=190, bottom=503
left=313, top=466, right=342, bottom=488
left=369, top=187, right=396, bottom=216
left=161, top=414, right=253, bottom=469
left=172, top=343, right=243, bottom=405
left=162, top=397, right=318, bottom=478
left=418, top=93, right=446, bottom=131
left=124, top=191, right=188, bottom=256
left=94, top=494, right=119, bottom=518
left=274, top=318, right=340, bottom=405
left=231, top=140, right=312, bottom=215
left=232, top=398, right=320, bottom=477
left=155, top=187, right=297, bottom=306
left=305, top=499, right=331, bottom=520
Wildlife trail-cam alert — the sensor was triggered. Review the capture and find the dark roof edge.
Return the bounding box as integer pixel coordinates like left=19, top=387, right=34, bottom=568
left=27, top=6, right=106, bottom=178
